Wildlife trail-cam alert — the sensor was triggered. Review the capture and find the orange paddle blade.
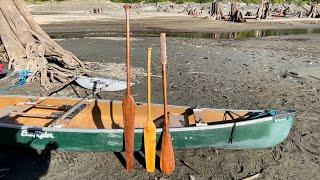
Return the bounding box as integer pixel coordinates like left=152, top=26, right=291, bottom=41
left=144, top=122, right=156, bottom=172
left=123, top=95, right=135, bottom=171
left=144, top=47, right=156, bottom=172
left=160, top=132, right=175, bottom=174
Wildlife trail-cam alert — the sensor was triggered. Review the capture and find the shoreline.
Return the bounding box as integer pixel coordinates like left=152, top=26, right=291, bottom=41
left=39, top=15, right=320, bottom=35
left=27, top=1, right=320, bottom=34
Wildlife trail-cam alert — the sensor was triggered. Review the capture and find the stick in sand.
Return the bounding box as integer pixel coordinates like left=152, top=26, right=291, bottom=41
left=144, top=48, right=156, bottom=172
left=159, top=33, right=175, bottom=174
left=123, top=4, right=135, bottom=172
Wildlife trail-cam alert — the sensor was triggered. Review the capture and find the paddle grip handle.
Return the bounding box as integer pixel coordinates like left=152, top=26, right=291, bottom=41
left=160, top=33, right=169, bottom=132
left=160, top=33, right=167, bottom=65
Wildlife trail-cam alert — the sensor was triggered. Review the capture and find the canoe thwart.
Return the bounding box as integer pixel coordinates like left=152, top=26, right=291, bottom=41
left=169, top=113, right=186, bottom=127
left=33, top=104, right=72, bottom=111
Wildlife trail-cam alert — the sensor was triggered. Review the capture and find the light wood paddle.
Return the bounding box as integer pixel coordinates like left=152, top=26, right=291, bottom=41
left=159, top=33, right=175, bottom=174
left=123, top=4, right=135, bottom=172
left=144, top=47, right=156, bottom=172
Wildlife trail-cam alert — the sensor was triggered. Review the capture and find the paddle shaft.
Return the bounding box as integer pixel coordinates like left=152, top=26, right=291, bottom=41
left=147, top=48, right=152, bottom=123
left=123, top=4, right=135, bottom=172
left=160, top=34, right=169, bottom=133
left=125, top=5, right=131, bottom=95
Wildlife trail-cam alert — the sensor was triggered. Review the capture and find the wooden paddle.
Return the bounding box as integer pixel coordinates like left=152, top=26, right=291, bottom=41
left=123, top=4, right=135, bottom=172
left=144, top=47, right=156, bottom=172
left=159, top=33, right=175, bottom=174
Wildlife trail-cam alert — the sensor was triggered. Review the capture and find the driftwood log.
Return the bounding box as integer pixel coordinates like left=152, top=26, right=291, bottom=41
left=256, top=0, right=270, bottom=19
left=230, top=3, right=246, bottom=22
left=210, top=1, right=224, bottom=20
left=0, top=0, right=85, bottom=89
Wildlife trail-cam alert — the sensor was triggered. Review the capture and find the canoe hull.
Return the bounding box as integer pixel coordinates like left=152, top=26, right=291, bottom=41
left=0, top=112, right=295, bottom=151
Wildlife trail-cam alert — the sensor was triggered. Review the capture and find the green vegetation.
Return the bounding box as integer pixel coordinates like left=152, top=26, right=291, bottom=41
left=26, top=0, right=320, bottom=4
left=26, top=0, right=64, bottom=2
left=29, top=0, right=64, bottom=1
left=111, top=0, right=319, bottom=4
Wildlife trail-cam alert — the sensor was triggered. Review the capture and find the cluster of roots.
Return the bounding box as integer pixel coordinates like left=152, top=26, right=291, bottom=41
left=0, top=0, right=85, bottom=89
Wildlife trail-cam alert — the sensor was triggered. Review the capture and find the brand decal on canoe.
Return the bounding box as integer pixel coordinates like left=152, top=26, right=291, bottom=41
left=21, top=130, right=54, bottom=139
left=90, top=79, right=107, bottom=85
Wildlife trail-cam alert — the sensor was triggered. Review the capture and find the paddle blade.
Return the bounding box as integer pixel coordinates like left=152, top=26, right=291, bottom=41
left=123, top=95, right=135, bottom=171
left=75, top=76, right=134, bottom=92
left=160, top=132, right=175, bottom=174
left=144, top=122, right=156, bottom=172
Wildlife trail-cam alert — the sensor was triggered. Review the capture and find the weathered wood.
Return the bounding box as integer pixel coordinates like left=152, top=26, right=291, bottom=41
left=230, top=3, right=246, bottom=22
left=0, top=0, right=84, bottom=89
left=256, top=0, right=270, bottom=19
left=47, top=76, right=78, bottom=96
left=308, top=4, right=320, bottom=18
left=210, top=1, right=224, bottom=20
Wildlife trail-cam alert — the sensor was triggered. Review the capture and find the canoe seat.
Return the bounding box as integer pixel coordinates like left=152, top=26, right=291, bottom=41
left=169, top=113, right=187, bottom=127
left=153, top=112, right=187, bottom=128
left=193, top=108, right=207, bottom=126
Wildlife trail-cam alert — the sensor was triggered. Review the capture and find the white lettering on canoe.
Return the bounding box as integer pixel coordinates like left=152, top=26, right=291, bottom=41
left=89, top=79, right=108, bottom=85
left=21, top=130, right=54, bottom=139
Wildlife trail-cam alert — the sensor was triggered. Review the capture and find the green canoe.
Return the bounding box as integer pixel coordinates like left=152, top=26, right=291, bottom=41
left=0, top=95, right=295, bottom=152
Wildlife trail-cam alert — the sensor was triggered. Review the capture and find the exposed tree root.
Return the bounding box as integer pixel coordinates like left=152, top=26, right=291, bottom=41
left=0, top=0, right=85, bottom=90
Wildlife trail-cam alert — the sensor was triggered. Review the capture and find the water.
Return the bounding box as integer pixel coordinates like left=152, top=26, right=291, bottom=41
left=50, top=28, right=320, bottom=40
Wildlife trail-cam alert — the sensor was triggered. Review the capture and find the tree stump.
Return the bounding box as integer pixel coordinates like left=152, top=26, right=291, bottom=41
left=209, top=1, right=224, bottom=20
left=308, top=4, right=320, bottom=18
left=230, top=3, right=246, bottom=22
left=0, top=0, right=84, bottom=89
left=256, top=0, right=270, bottom=19
left=283, top=7, right=290, bottom=17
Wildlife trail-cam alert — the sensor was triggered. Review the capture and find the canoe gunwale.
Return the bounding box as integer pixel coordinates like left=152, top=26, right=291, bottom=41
left=0, top=111, right=295, bottom=133
left=0, top=94, right=267, bottom=113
